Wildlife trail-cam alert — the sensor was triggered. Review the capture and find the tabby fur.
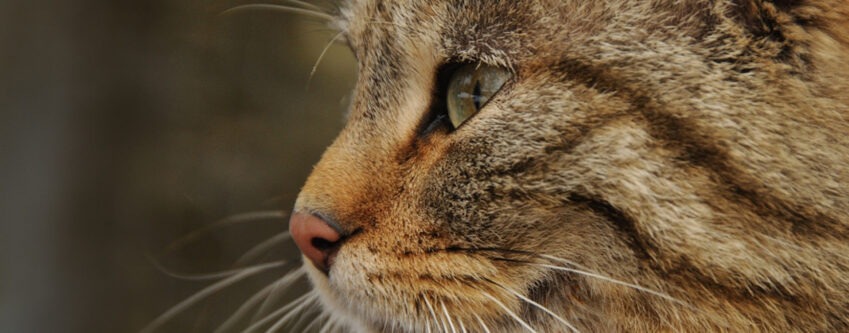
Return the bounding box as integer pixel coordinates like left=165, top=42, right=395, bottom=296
left=293, top=0, right=849, bottom=331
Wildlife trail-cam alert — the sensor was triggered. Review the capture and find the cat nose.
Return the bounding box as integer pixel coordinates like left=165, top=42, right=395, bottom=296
left=289, top=212, right=343, bottom=274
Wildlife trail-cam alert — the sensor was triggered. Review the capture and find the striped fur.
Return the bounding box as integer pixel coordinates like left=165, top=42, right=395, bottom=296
left=293, top=0, right=849, bottom=331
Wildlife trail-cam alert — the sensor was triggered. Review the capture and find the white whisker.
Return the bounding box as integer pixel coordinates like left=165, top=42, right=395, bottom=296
left=274, top=0, right=325, bottom=12
left=538, top=254, right=688, bottom=304
left=220, top=4, right=334, bottom=21
left=474, top=314, right=492, bottom=333
left=286, top=302, right=324, bottom=332
left=308, top=315, right=326, bottom=333
left=422, top=295, right=444, bottom=333
left=215, top=268, right=305, bottom=332
left=141, top=261, right=286, bottom=332
left=264, top=291, right=320, bottom=332
left=149, top=258, right=287, bottom=281
left=244, top=291, right=318, bottom=332
left=318, top=317, right=337, bottom=333
left=306, top=31, right=345, bottom=90
left=235, top=232, right=292, bottom=265
left=535, top=262, right=686, bottom=306
left=214, top=282, right=278, bottom=333
left=306, top=311, right=331, bottom=332
left=440, top=299, right=458, bottom=333
left=499, top=284, right=580, bottom=332
left=164, top=210, right=286, bottom=254
left=251, top=268, right=306, bottom=322
left=481, top=291, right=539, bottom=333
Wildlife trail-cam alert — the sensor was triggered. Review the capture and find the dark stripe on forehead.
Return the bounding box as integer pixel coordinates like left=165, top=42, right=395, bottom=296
left=349, top=1, right=451, bottom=123
left=358, top=40, right=404, bottom=121
left=553, top=57, right=845, bottom=238
left=350, top=1, right=405, bottom=121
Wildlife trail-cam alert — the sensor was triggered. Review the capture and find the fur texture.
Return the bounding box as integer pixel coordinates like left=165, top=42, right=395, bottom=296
left=292, top=0, right=849, bottom=331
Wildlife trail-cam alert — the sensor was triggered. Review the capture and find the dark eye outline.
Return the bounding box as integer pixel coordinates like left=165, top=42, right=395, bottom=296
left=417, top=61, right=511, bottom=138
left=445, top=63, right=511, bottom=129
left=417, top=62, right=465, bottom=138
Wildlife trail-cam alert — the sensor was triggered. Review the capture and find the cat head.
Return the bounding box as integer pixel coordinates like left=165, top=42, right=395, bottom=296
left=291, top=0, right=849, bottom=331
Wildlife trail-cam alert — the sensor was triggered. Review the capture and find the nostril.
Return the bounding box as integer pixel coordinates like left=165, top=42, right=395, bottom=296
left=311, top=237, right=338, bottom=251
left=289, top=212, right=346, bottom=275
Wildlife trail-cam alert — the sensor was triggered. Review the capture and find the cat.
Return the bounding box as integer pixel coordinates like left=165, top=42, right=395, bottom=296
left=149, top=0, right=849, bottom=332
left=286, top=0, right=849, bottom=332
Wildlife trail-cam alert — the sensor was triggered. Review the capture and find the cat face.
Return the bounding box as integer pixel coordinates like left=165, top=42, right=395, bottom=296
left=291, top=0, right=849, bottom=331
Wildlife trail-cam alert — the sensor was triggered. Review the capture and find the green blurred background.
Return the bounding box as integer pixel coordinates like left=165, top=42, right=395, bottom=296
left=0, top=0, right=355, bottom=331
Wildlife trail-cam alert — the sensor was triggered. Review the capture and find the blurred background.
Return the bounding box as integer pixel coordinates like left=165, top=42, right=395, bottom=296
left=0, top=0, right=355, bottom=331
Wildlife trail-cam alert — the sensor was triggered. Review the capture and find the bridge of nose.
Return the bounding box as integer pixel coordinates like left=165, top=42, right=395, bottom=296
left=290, top=102, right=443, bottom=266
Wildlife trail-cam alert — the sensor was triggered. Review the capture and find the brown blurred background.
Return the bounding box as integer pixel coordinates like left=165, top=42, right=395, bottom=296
left=0, top=0, right=355, bottom=332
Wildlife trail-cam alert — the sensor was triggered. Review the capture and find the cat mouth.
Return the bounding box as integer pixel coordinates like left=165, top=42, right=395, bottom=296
left=305, top=245, right=565, bottom=332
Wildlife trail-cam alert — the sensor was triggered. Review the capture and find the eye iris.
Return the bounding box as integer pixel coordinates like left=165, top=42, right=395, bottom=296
left=446, top=64, right=511, bottom=129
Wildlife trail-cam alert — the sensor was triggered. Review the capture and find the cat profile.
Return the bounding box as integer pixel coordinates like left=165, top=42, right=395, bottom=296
left=151, top=0, right=849, bottom=331
left=288, top=0, right=849, bottom=331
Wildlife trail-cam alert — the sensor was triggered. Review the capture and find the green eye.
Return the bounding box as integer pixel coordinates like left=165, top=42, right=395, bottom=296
left=446, top=63, right=511, bottom=129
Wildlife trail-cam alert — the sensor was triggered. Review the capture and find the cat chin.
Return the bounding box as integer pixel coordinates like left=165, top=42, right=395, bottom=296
left=302, top=261, right=375, bottom=332
left=303, top=258, right=448, bottom=333
left=304, top=258, right=569, bottom=333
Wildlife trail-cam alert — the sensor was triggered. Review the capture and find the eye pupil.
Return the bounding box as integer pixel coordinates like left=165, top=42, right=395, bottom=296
left=445, top=63, right=511, bottom=129
left=473, top=81, right=482, bottom=110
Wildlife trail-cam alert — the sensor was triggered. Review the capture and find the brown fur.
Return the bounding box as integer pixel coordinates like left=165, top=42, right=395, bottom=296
left=292, top=0, right=849, bottom=331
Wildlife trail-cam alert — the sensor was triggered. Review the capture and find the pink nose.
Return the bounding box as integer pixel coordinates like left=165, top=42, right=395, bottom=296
left=289, top=212, right=343, bottom=274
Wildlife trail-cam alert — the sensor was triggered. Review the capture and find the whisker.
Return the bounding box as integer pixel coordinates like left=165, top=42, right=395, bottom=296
left=163, top=210, right=287, bottom=255
left=458, top=317, right=468, bottom=333
left=234, top=232, right=292, bottom=266
left=414, top=297, right=429, bottom=333
left=302, top=311, right=330, bottom=332
left=534, top=262, right=687, bottom=306
left=473, top=314, right=492, bottom=333
left=422, top=294, right=444, bottom=333
left=213, top=281, right=278, bottom=333
left=286, top=300, right=323, bottom=332
left=536, top=255, right=728, bottom=329
left=141, top=261, right=286, bottom=332
left=440, top=299, right=458, bottom=333
left=220, top=4, right=334, bottom=21
left=481, top=291, right=539, bottom=333
left=250, top=268, right=305, bottom=323
left=265, top=292, right=321, bottom=332
left=244, top=291, right=318, bottom=332
left=306, top=31, right=345, bottom=90
left=318, top=317, right=337, bottom=333
left=538, top=254, right=690, bottom=304
left=214, top=268, right=305, bottom=332
left=495, top=282, right=580, bottom=332
left=272, top=0, right=326, bottom=12
left=148, top=257, right=287, bottom=281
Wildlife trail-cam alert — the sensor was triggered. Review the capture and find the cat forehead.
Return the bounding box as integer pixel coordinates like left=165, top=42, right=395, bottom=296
left=336, top=0, right=576, bottom=65
left=335, top=0, right=714, bottom=63
left=333, top=0, right=716, bottom=123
